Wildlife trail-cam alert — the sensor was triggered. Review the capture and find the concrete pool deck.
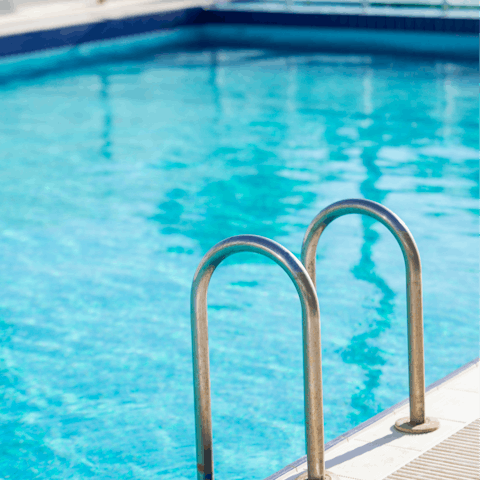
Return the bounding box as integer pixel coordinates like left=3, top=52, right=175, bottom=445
left=265, top=358, right=479, bottom=480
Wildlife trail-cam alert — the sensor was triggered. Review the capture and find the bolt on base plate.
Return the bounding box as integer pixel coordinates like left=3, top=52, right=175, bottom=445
left=295, top=471, right=340, bottom=480
left=394, top=417, right=440, bottom=434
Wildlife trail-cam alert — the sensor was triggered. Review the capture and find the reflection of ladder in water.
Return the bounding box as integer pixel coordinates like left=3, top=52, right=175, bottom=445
left=190, top=199, right=439, bottom=480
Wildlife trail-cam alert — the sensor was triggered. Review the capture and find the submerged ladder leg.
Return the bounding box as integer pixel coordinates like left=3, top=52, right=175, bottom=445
left=301, top=198, right=439, bottom=434
left=191, top=234, right=339, bottom=480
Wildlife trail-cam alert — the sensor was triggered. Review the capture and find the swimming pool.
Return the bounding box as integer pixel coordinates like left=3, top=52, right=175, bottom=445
left=0, top=32, right=478, bottom=480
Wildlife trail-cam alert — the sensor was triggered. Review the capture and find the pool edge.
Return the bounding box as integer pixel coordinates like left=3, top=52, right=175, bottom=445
left=263, top=357, right=480, bottom=480
left=0, top=5, right=478, bottom=59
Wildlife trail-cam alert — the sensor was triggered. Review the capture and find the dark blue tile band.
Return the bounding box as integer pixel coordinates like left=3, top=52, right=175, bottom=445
left=199, top=9, right=479, bottom=34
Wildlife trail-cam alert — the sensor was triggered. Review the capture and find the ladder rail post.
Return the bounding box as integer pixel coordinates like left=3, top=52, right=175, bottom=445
left=191, top=234, right=337, bottom=480
left=301, top=199, right=439, bottom=433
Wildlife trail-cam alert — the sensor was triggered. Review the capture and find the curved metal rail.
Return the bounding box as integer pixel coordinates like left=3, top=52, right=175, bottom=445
left=301, top=199, right=439, bottom=433
left=191, top=234, right=338, bottom=480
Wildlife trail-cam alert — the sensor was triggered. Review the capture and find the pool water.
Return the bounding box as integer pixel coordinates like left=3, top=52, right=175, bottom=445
left=0, top=33, right=478, bottom=480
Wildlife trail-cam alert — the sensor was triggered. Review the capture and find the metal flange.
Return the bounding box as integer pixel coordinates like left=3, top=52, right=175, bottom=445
left=295, top=471, right=340, bottom=480
left=394, top=417, right=440, bottom=434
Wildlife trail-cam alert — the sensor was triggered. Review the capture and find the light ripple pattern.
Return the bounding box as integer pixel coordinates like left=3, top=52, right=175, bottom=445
left=0, top=38, right=478, bottom=480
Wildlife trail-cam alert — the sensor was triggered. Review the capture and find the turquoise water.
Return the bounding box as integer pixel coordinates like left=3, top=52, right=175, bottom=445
left=0, top=34, right=478, bottom=480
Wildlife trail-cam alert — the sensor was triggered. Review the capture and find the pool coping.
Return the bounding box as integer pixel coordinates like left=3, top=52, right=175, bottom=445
left=263, top=357, right=480, bottom=480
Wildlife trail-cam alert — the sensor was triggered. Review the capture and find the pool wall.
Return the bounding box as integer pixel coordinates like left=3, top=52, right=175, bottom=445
left=199, top=23, right=478, bottom=59
left=0, top=4, right=478, bottom=60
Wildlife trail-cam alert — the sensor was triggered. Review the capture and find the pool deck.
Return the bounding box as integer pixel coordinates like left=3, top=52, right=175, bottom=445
left=266, top=358, right=479, bottom=480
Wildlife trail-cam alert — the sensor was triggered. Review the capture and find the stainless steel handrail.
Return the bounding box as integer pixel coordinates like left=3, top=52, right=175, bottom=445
left=301, top=199, right=439, bottom=434
left=191, top=234, right=338, bottom=480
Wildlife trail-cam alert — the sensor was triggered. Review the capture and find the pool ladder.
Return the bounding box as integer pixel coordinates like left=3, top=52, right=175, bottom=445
left=191, top=199, right=439, bottom=480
